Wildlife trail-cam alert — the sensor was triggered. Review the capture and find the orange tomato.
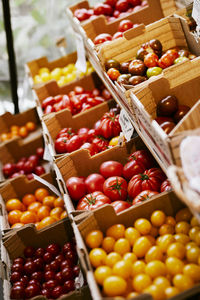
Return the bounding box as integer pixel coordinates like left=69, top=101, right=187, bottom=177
left=39, top=216, right=57, bottom=229
left=11, top=223, right=24, bottom=229
left=20, top=211, right=36, bottom=224
left=60, top=211, right=67, bottom=219
left=54, top=197, right=64, bottom=208
left=8, top=210, right=22, bottom=225
left=0, top=133, right=10, bottom=141
left=10, top=125, right=19, bottom=132
left=43, top=196, right=56, bottom=208
left=28, top=202, right=42, bottom=213
left=37, top=205, right=50, bottom=220
left=50, top=207, right=64, bottom=220
left=22, top=194, right=36, bottom=206
left=35, top=222, right=40, bottom=230
left=26, top=122, right=36, bottom=132
left=11, top=131, right=19, bottom=138
left=6, top=199, right=23, bottom=212
left=18, top=126, right=28, bottom=138
left=35, top=188, right=49, bottom=202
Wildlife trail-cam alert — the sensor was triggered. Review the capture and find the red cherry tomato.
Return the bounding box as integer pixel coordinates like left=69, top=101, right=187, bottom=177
left=94, top=33, right=112, bottom=45
left=77, top=191, right=111, bottom=210
left=103, top=176, right=128, bottom=201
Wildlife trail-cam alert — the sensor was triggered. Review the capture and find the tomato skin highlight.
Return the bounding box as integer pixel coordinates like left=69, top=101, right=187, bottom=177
left=100, top=161, right=124, bottom=178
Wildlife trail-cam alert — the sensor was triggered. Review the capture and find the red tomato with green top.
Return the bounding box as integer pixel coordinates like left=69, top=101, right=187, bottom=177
left=103, top=176, right=128, bottom=201
left=76, top=191, right=111, bottom=210
left=132, top=190, right=159, bottom=205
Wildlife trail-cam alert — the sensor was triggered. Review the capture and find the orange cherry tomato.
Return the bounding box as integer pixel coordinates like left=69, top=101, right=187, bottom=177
left=22, top=194, right=36, bottom=207
left=26, top=122, right=36, bottom=132
left=35, top=188, right=49, bottom=202
left=20, top=211, right=36, bottom=224
left=18, top=126, right=28, bottom=138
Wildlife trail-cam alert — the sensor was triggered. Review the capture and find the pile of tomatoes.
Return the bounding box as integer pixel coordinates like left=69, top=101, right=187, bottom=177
left=66, top=149, right=171, bottom=212
left=10, top=241, right=80, bottom=299
left=5, top=187, right=66, bottom=229
left=106, top=39, right=196, bottom=86
left=2, top=147, right=45, bottom=180
left=74, top=0, right=147, bottom=23
left=0, top=122, right=36, bottom=142
left=42, top=85, right=112, bottom=115
left=85, top=208, right=200, bottom=299
left=54, top=109, right=121, bottom=154
left=94, top=19, right=139, bottom=45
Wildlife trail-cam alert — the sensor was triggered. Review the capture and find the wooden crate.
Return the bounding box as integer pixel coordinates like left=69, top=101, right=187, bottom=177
left=26, top=52, right=77, bottom=87
left=42, top=100, right=116, bottom=158
left=54, top=137, right=154, bottom=214
left=1, top=219, right=92, bottom=300
left=0, top=107, right=41, bottom=146
left=32, top=72, right=103, bottom=119
left=71, top=191, right=200, bottom=299
left=66, top=0, right=177, bottom=39
left=0, top=172, right=62, bottom=233
left=97, top=16, right=200, bottom=113
left=130, top=56, right=200, bottom=167
left=0, top=134, right=50, bottom=182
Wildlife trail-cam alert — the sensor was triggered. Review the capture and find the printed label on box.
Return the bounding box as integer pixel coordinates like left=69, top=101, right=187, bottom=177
left=119, top=109, right=134, bottom=141
left=192, top=0, right=200, bottom=26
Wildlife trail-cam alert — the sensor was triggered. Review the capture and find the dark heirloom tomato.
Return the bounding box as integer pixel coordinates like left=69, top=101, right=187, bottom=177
left=66, top=177, right=86, bottom=201
left=160, top=121, right=176, bottom=134
left=173, top=105, right=190, bottom=123
left=157, top=95, right=178, bottom=117
left=100, top=161, right=123, bottom=178
left=128, top=150, right=153, bottom=169
left=128, top=168, right=166, bottom=198
left=160, top=179, right=172, bottom=192
left=111, top=200, right=131, bottom=213
left=103, top=176, right=128, bottom=201
left=129, top=75, right=146, bottom=86
left=107, top=68, right=121, bottom=81
left=105, top=59, right=120, bottom=71
left=132, top=190, right=159, bottom=205
left=77, top=191, right=111, bottom=210
left=120, top=61, right=131, bottom=73
left=128, top=59, right=146, bottom=76
left=98, top=112, right=121, bottom=139
left=155, top=116, right=173, bottom=125
left=144, top=53, right=159, bottom=68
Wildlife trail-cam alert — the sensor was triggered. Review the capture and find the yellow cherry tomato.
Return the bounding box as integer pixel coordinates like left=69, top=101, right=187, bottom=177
left=165, top=286, right=180, bottom=298
left=113, top=260, right=132, bottom=279
left=175, top=208, right=192, bottom=222
left=173, top=274, right=194, bottom=291
left=105, top=252, right=122, bottom=268
left=165, top=257, right=184, bottom=276
left=174, top=233, right=190, bottom=245
left=114, top=238, right=130, bottom=255
left=175, top=221, right=190, bottom=235
left=125, top=227, right=141, bottom=246
left=150, top=210, right=166, bottom=227
left=145, top=246, right=163, bottom=263
left=85, top=230, right=103, bottom=249
left=144, top=284, right=166, bottom=300
left=153, top=276, right=170, bottom=290
left=167, top=242, right=186, bottom=260
left=190, top=216, right=199, bottom=227
left=102, top=236, right=115, bottom=253
left=89, top=248, right=107, bottom=268
left=156, top=234, right=175, bottom=252
left=106, top=224, right=125, bottom=240
left=183, top=263, right=200, bottom=282
left=134, top=218, right=152, bottom=235
left=132, top=274, right=152, bottom=293
left=123, top=252, right=137, bottom=264
left=186, top=246, right=200, bottom=263
left=133, top=237, right=152, bottom=258
left=145, top=260, right=167, bottom=279
left=94, top=266, right=112, bottom=285
left=109, top=136, right=120, bottom=146
left=103, top=276, right=127, bottom=297
left=131, top=260, right=146, bottom=277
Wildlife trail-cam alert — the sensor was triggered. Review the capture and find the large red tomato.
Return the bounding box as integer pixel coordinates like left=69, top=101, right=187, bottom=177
left=76, top=191, right=111, bottom=211
left=100, top=161, right=123, bottom=178
left=111, top=201, right=131, bottom=213
left=98, top=112, right=121, bottom=139
left=66, top=177, right=86, bottom=201
left=103, top=176, right=128, bottom=201
left=123, top=159, right=146, bottom=180
left=92, top=137, right=109, bottom=152
left=85, top=173, right=105, bottom=193
left=55, top=137, right=68, bottom=154
left=160, top=179, right=172, bottom=192
left=128, top=168, right=166, bottom=198
left=128, top=150, right=153, bottom=169
left=66, top=135, right=83, bottom=153
left=132, top=190, right=159, bottom=205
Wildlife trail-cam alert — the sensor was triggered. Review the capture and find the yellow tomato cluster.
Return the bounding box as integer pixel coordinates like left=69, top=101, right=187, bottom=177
left=85, top=208, right=200, bottom=299
left=33, top=61, right=94, bottom=86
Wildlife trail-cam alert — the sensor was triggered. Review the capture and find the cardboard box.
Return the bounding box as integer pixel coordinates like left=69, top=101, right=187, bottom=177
left=1, top=218, right=92, bottom=300
left=0, top=134, right=50, bottom=182
left=54, top=136, right=156, bottom=214
left=73, top=191, right=200, bottom=299
left=0, top=172, right=63, bottom=233
left=66, top=0, right=177, bottom=39
left=32, top=72, right=104, bottom=119
left=0, top=107, right=42, bottom=146
left=97, top=16, right=200, bottom=114
left=42, top=99, right=116, bottom=158
left=130, top=56, right=200, bottom=168
left=26, top=52, right=77, bottom=87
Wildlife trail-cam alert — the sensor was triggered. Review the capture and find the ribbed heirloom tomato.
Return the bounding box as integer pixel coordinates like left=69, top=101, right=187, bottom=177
left=132, top=190, right=159, bottom=205
left=128, top=168, right=166, bottom=198
left=98, top=112, right=121, bottom=139
left=77, top=191, right=111, bottom=211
